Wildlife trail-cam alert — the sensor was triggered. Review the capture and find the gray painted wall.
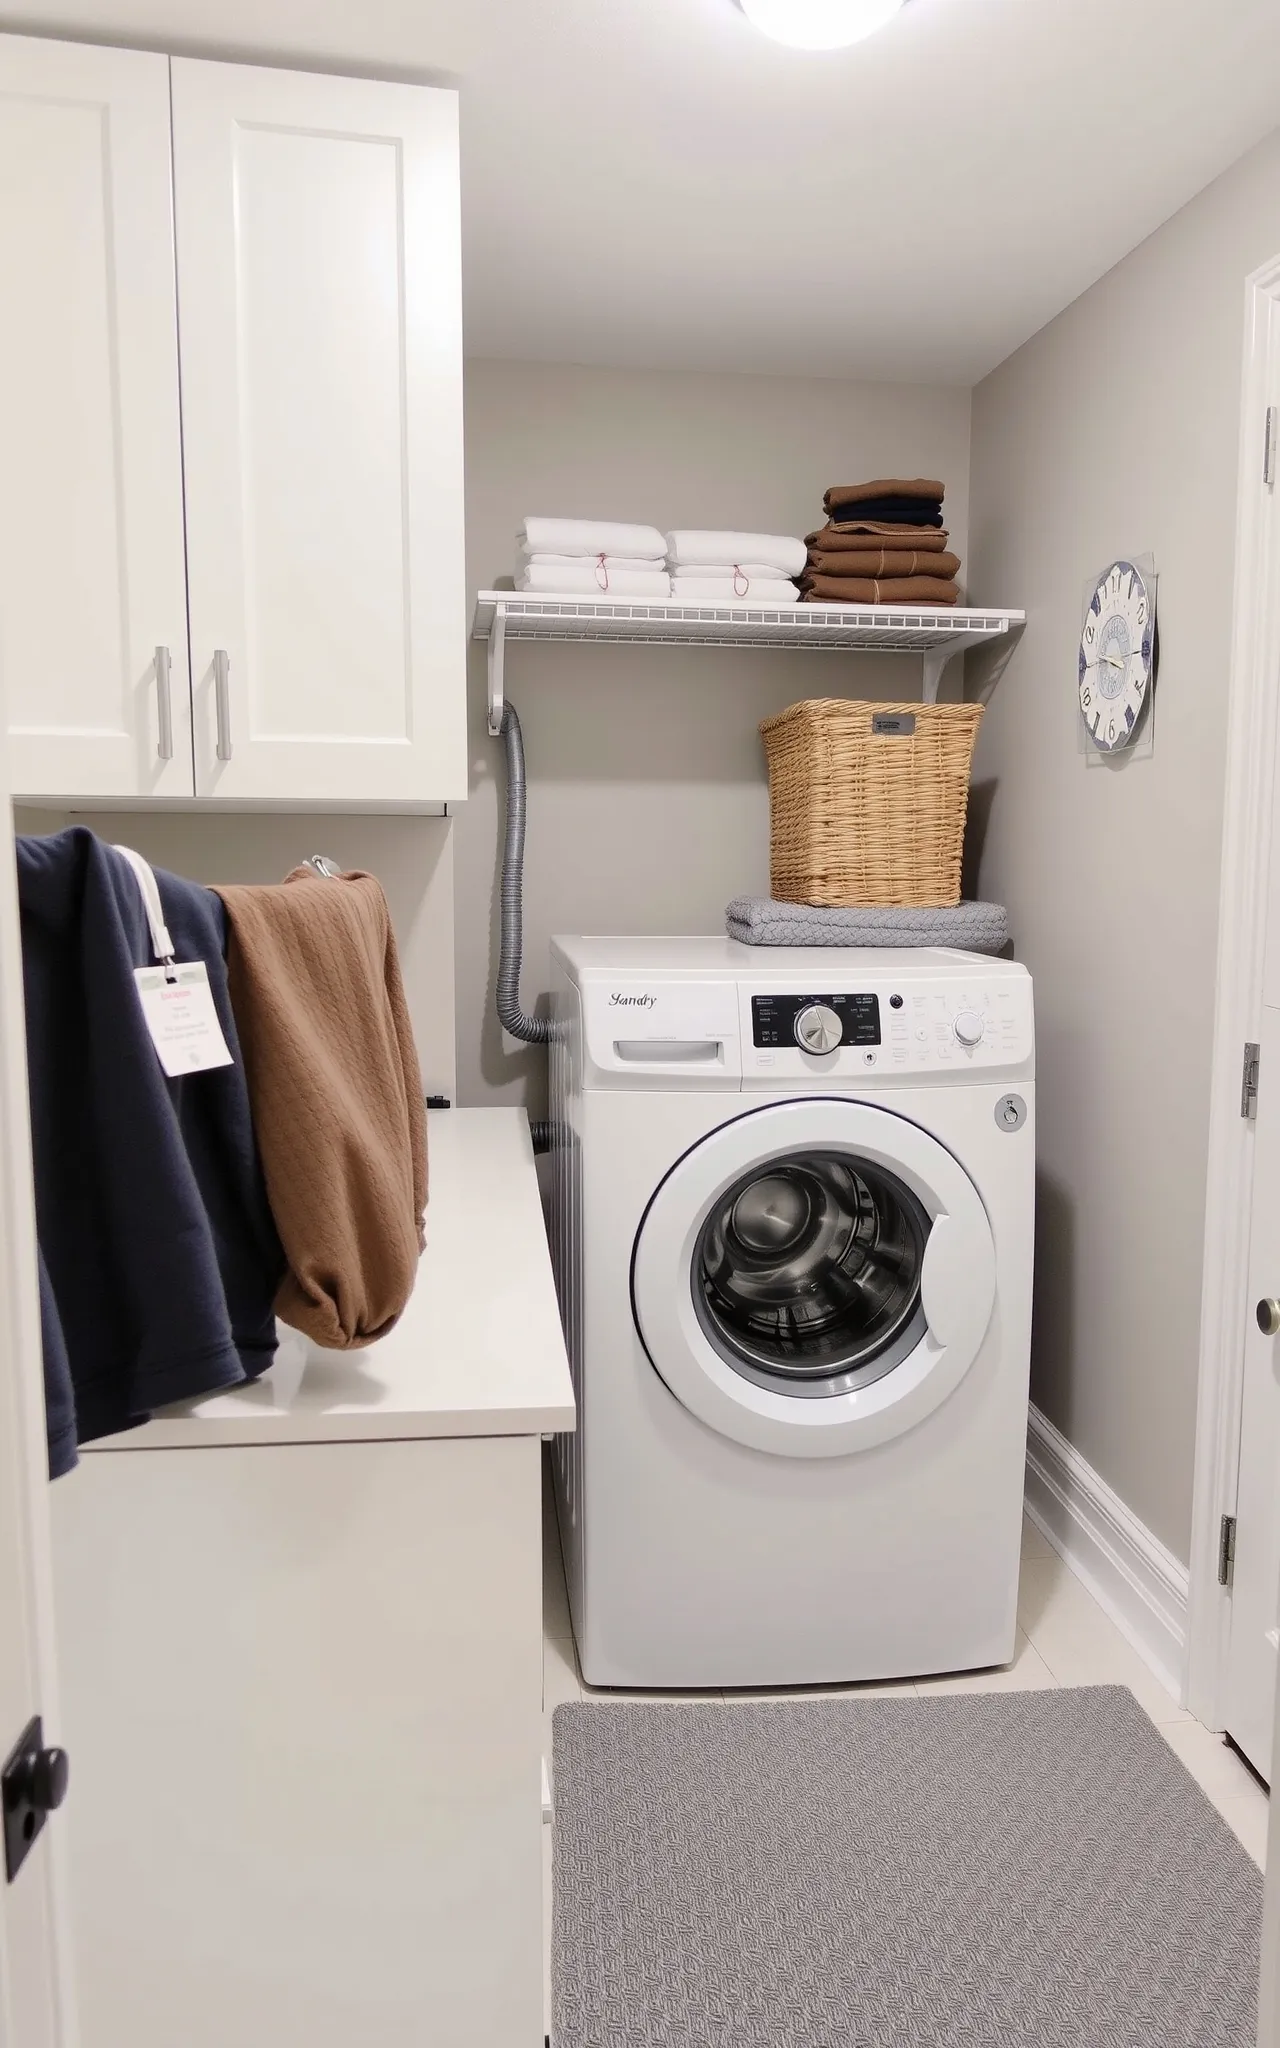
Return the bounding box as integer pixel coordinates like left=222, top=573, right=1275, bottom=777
left=455, top=359, right=972, bottom=1115
left=967, top=126, right=1280, bottom=1563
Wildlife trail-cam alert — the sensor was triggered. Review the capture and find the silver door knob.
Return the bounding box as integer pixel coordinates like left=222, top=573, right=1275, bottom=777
left=1258, top=1298, right=1280, bottom=1336
left=794, top=1003, right=842, bottom=1055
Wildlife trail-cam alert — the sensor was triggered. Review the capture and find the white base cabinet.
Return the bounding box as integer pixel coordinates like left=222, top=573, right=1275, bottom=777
left=53, top=1434, right=544, bottom=2048
left=0, top=35, right=465, bottom=809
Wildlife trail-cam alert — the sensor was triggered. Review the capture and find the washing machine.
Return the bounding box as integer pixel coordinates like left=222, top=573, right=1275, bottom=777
left=547, top=935, right=1035, bottom=1691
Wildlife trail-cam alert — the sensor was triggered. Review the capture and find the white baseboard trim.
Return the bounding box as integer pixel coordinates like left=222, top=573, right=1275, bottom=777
left=1024, top=1404, right=1190, bottom=1702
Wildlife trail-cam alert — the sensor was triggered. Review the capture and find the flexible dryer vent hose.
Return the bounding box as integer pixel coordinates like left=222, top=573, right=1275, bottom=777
left=497, top=701, right=553, bottom=1047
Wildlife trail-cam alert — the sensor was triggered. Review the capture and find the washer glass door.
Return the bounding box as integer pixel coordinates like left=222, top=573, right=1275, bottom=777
left=694, top=1149, right=929, bottom=1399
left=632, top=1098, right=997, bottom=1459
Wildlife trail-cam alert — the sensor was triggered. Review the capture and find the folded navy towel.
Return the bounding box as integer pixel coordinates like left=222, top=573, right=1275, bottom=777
left=829, top=497, right=943, bottom=527
left=726, top=898, right=1009, bottom=952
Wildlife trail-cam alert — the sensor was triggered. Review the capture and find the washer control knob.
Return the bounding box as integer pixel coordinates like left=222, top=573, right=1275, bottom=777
left=794, top=1003, right=843, bottom=1055
left=953, top=1008, right=986, bottom=1048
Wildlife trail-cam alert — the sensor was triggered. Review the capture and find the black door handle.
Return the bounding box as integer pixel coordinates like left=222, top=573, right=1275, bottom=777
left=2, top=1717, right=69, bottom=1881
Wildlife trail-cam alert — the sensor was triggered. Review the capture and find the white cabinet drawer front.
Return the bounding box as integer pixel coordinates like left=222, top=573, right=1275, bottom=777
left=173, top=61, right=466, bottom=806
left=0, top=35, right=192, bottom=798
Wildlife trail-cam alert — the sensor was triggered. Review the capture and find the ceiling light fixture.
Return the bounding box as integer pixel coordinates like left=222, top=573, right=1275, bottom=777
left=738, top=0, right=906, bottom=50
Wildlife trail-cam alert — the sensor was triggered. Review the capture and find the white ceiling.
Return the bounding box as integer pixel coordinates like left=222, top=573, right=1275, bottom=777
left=7, top=0, right=1280, bottom=384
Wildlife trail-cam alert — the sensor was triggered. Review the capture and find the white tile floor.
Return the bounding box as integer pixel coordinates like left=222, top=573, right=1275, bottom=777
left=541, top=1490, right=1270, bottom=2022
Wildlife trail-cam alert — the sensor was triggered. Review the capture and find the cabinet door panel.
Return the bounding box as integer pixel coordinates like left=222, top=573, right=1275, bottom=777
left=0, top=35, right=192, bottom=798
left=172, top=61, right=465, bottom=806
left=53, top=1436, right=543, bottom=2048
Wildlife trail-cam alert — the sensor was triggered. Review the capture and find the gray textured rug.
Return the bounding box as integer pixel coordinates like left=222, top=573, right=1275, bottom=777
left=552, top=1687, right=1262, bottom=2046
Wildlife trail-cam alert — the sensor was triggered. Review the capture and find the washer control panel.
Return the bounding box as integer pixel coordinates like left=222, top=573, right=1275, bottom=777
left=743, top=974, right=1033, bottom=1078
left=752, top=992, right=880, bottom=1050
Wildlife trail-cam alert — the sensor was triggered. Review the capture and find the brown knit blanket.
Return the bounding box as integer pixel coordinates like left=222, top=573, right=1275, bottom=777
left=213, top=866, right=427, bottom=1349
left=824, top=478, right=944, bottom=512
left=806, top=522, right=953, bottom=551
left=807, top=549, right=961, bottom=580
left=801, top=574, right=961, bottom=604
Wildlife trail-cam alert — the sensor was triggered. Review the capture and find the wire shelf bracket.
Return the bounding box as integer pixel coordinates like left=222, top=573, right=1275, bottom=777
left=473, top=592, right=1024, bottom=735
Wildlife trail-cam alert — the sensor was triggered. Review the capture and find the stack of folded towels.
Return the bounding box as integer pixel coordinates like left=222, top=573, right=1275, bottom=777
left=800, top=479, right=962, bottom=605
left=666, top=530, right=805, bottom=605
left=517, top=518, right=671, bottom=598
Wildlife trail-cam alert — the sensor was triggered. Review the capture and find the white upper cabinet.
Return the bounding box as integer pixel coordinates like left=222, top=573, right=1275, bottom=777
left=0, top=36, right=192, bottom=799
left=171, top=60, right=465, bottom=805
left=0, top=41, right=465, bottom=809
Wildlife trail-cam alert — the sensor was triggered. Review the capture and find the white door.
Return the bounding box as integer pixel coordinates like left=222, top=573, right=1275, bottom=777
left=632, top=1098, right=997, bottom=1458
left=0, top=35, right=192, bottom=801
left=0, top=716, right=77, bottom=2043
left=1224, top=714, right=1280, bottom=1775
left=170, top=59, right=466, bottom=808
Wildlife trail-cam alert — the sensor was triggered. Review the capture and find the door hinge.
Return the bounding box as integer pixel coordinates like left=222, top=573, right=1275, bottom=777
left=1266, top=406, right=1278, bottom=487
left=1219, top=1513, right=1237, bottom=1588
left=1242, top=1042, right=1260, bottom=1120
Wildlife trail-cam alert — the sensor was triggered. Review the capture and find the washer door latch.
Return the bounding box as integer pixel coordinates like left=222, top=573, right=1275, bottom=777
left=995, top=1094, right=1027, bottom=1133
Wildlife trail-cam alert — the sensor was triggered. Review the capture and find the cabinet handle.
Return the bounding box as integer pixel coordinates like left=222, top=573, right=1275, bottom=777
left=154, top=646, right=174, bottom=761
left=213, top=649, right=232, bottom=761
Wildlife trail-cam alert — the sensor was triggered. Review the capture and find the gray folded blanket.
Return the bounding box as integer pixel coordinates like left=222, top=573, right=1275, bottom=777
left=726, top=898, right=1009, bottom=953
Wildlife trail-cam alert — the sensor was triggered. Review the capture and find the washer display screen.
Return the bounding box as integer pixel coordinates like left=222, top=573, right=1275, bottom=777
left=752, top=993, right=880, bottom=1049
left=691, top=1148, right=929, bottom=1399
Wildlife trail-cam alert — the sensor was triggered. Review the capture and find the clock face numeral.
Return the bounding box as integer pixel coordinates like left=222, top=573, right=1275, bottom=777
left=1079, top=559, right=1153, bottom=752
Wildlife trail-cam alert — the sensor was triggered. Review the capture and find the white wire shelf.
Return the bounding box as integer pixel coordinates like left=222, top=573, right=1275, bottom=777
left=472, top=590, right=1025, bottom=734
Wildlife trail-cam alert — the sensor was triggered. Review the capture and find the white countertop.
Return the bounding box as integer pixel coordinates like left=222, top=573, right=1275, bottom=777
left=89, top=1109, right=576, bottom=1450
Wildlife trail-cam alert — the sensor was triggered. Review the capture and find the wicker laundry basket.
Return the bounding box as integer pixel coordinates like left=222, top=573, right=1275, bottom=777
left=759, top=697, right=984, bottom=909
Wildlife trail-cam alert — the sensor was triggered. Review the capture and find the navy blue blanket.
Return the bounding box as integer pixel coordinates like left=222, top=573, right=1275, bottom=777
left=17, top=829, right=283, bottom=1473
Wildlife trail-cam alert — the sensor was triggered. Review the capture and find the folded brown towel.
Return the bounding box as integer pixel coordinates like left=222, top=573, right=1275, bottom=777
left=806, top=522, right=953, bottom=551
left=801, top=574, right=961, bottom=604
left=824, top=478, right=944, bottom=512
left=807, top=549, right=961, bottom=580
left=213, top=866, right=427, bottom=1350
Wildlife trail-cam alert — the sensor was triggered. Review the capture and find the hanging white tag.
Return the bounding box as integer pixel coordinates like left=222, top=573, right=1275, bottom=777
left=133, top=962, right=234, bottom=1078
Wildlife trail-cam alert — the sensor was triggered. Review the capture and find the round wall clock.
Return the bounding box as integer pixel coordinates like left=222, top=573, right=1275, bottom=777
left=1078, top=559, right=1155, bottom=752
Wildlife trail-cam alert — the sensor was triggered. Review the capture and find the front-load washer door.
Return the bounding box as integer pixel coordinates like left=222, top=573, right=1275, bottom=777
left=631, top=1098, right=996, bottom=1458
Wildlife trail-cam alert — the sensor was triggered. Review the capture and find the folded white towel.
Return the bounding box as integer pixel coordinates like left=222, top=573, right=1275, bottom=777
left=518, top=563, right=672, bottom=598
left=523, top=552, right=666, bottom=575
left=674, top=561, right=800, bottom=581
left=519, top=517, right=667, bottom=560
left=666, top=530, right=807, bottom=578
left=670, top=575, right=799, bottom=606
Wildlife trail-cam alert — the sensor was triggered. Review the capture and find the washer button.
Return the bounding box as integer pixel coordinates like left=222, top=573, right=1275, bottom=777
left=996, top=1093, right=1027, bottom=1131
